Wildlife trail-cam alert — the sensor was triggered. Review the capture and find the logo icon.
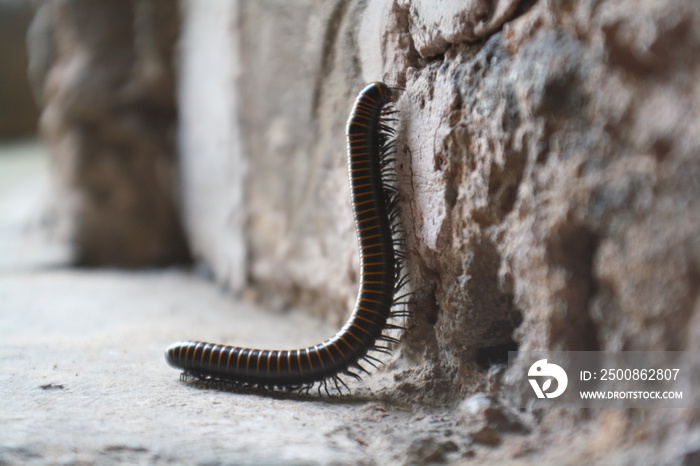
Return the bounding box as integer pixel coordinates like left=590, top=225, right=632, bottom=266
left=528, top=359, right=568, bottom=399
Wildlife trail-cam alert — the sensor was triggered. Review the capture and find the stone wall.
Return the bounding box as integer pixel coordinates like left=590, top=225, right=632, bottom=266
left=178, top=0, right=395, bottom=320
left=177, top=1, right=245, bottom=290
left=0, top=0, right=39, bottom=138
left=390, top=0, right=700, bottom=460
left=30, top=0, right=189, bottom=266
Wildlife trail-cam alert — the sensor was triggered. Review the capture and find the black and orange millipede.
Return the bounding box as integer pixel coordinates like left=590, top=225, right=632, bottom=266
left=165, top=82, right=406, bottom=393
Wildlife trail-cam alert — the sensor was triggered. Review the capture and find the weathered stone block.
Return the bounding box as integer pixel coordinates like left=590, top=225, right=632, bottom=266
left=30, top=0, right=189, bottom=266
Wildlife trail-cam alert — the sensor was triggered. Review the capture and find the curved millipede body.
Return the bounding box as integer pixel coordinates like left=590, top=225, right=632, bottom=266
left=165, top=82, right=402, bottom=391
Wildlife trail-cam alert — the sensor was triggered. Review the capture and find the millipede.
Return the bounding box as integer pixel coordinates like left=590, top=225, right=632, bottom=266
left=165, top=81, right=407, bottom=394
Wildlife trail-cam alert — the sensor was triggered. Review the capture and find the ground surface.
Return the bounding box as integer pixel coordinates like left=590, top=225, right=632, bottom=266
left=0, top=141, right=463, bottom=465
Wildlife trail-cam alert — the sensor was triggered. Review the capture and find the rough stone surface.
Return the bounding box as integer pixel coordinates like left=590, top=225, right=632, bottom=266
left=178, top=0, right=372, bottom=317
left=0, top=0, right=39, bottom=138
left=178, top=0, right=247, bottom=291
left=389, top=0, right=700, bottom=461
left=29, top=0, right=189, bottom=266
left=239, top=0, right=375, bottom=321
left=397, top=0, right=520, bottom=58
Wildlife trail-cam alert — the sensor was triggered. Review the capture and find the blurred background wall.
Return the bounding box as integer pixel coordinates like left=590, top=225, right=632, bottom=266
left=28, top=0, right=189, bottom=267
left=0, top=0, right=38, bottom=138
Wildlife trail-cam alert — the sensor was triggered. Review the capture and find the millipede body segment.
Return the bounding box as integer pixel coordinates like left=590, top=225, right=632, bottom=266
left=165, top=82, right=402, bottom=391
